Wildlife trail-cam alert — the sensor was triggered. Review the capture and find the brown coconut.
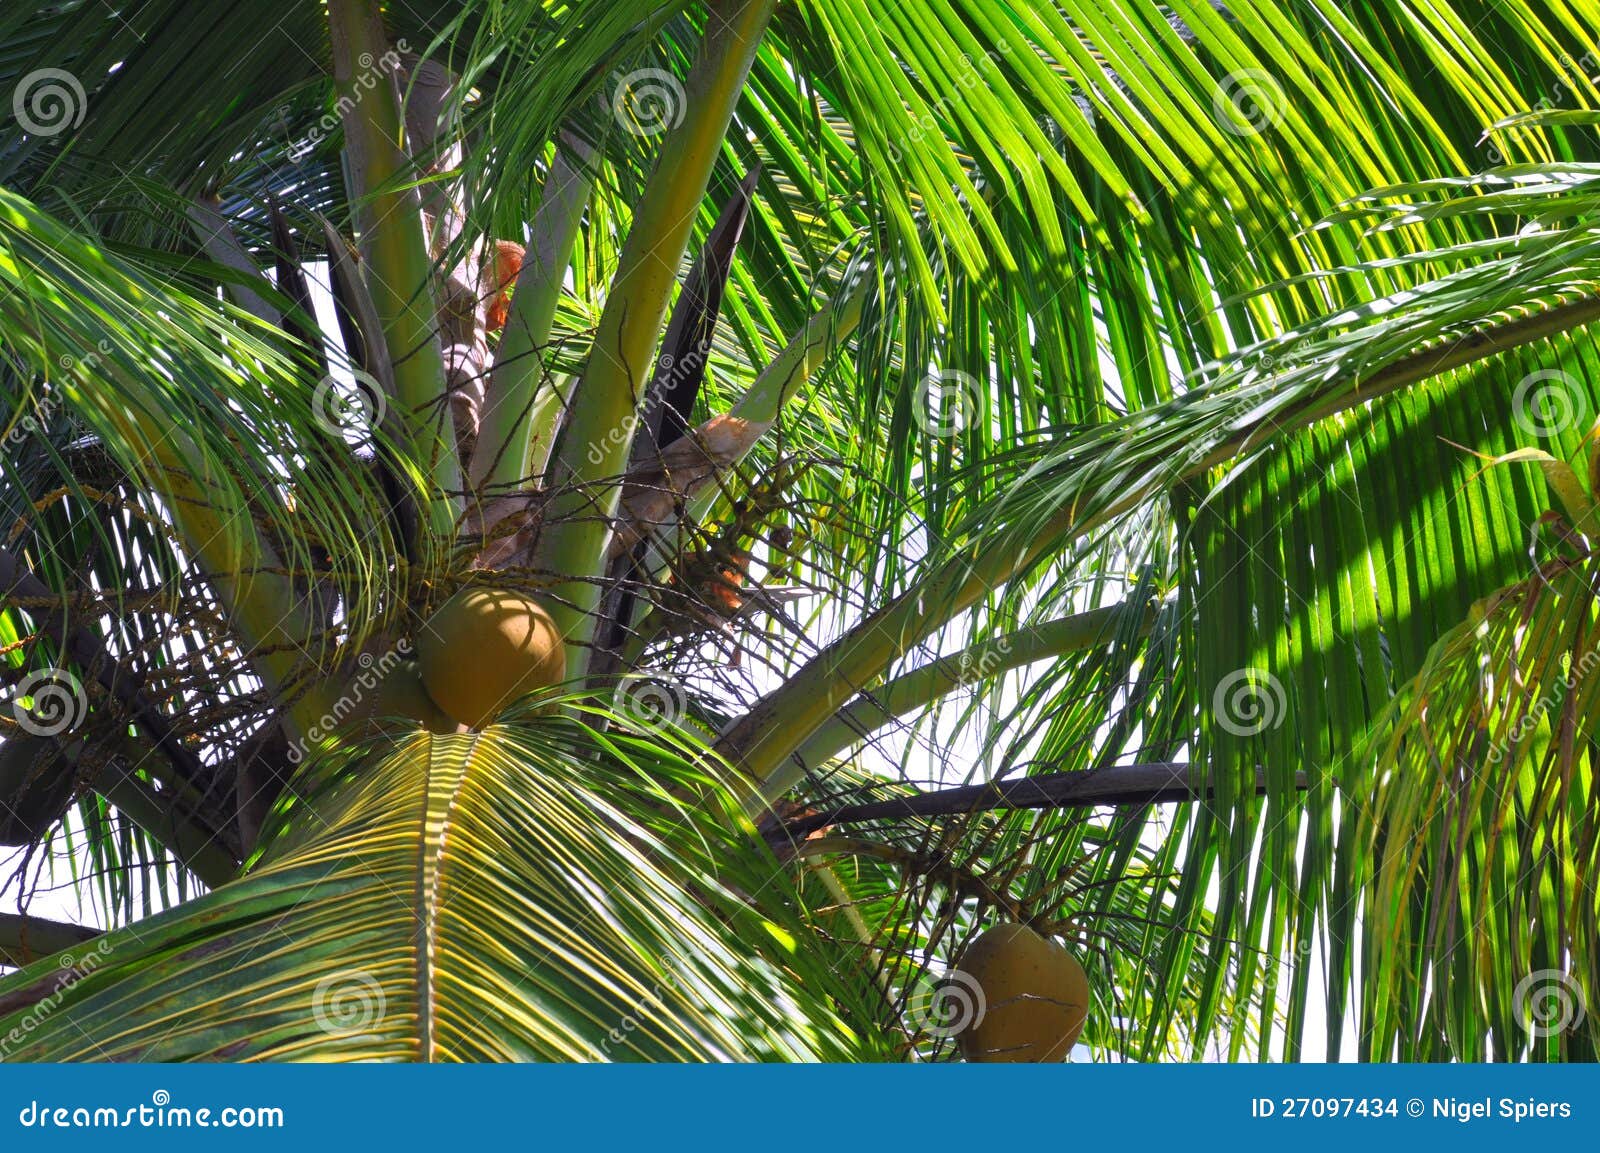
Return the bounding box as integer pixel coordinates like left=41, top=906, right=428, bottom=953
left=414, top=587, right=565, bottom=728
left=954, top=923, right=1090, bottom=1062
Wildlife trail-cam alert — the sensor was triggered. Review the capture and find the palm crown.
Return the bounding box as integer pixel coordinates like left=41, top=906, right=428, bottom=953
left=0, top=0, right=1597, bottom=1062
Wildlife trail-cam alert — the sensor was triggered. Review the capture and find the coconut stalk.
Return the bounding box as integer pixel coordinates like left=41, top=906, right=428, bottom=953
left=162, top=461, right=333, bottom=734
left=396, top=54, right=501, bottom=473
left=471, top=138, right=598, bottom=493
left=595, top=278, right=867, bottom=672
left=596, top=166, right=761, bottom=670
left=790, top=600, right=1158, bottom=772
left=0, top=914, right=99, bottom=968
left=531, top=0, right=777, bottom=672
left=94, top=772, right=237, bottom=887
left=328, top=0, right=460, bottom=536
left=67, top=410, right=335, bottom=744
left=185, top=197, right=283, bottom=326
left=768, top=765, right=1304, bottom=845
left=613, top=274, right=870, bottom=564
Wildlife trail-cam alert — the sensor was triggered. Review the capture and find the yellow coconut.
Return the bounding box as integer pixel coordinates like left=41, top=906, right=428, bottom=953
left=414, top=587, right=565, bottom=728
left=954, top=923, right=1090, bottom=1062
left=0, top=735, right=76, bottom=846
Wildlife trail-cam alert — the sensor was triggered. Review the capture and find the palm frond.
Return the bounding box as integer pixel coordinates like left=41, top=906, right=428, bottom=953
left=0, top=712, right=879, bottom=1060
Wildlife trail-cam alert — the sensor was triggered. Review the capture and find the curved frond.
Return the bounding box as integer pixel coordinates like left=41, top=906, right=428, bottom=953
left=0, top=715, right=878, bottom=1061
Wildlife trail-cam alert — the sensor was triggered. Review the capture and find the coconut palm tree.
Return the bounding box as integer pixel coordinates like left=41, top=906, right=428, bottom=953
left=0, top=0, right=1597, bottom=1062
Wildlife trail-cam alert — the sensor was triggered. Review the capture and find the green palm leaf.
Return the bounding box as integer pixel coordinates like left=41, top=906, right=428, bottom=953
left=5, top=0, right=1600, bottom=1063
left=0, top=716, right=877, bottom=1061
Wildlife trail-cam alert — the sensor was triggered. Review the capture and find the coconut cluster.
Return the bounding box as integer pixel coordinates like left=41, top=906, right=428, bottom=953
left=954, top=923, right=1090, bottom=1062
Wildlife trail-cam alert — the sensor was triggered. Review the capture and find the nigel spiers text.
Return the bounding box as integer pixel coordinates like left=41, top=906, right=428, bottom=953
left=1433, top=1097, right=1572, bottom=1123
